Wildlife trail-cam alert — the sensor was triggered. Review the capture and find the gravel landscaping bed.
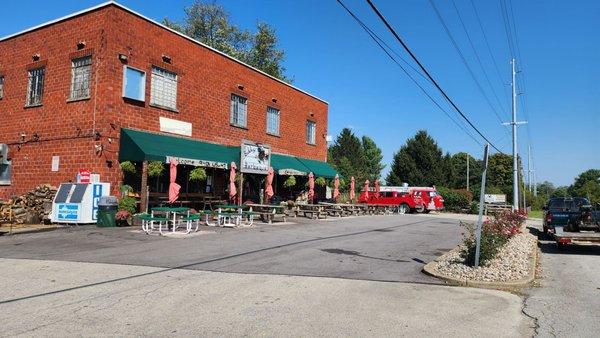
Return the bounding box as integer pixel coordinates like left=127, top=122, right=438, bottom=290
left=431, top=232, right=536, bottom=283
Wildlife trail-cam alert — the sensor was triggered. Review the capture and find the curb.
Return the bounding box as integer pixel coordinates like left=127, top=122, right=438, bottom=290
left=0, top=225, right=58, bottom=236
left=423, top=233, right=538, bottom=290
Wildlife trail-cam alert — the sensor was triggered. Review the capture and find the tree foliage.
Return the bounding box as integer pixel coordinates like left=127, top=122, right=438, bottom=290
left=163, top=0, right=290, bottom=82
left=386, top=130, right=445, bottom=186
left=327, top=129, right=385, bottom=186
left=568, top=169, right=600, bottom=204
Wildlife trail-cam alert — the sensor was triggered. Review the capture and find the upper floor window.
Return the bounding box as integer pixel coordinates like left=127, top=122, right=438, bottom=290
left=26, top=67, right=45, bottom=106
left=150, top=66, right=177, bottom=110
left=230, top=94, right=247, bottom=128
left=306, top=120, right=316, bottom=145
left=266, top=106, right=280, bottom=136
left=70, top=55, right=92, bottom=100
left=122, top=66, right=146, bottom=102
left=0, top=76, right=4, bottom=99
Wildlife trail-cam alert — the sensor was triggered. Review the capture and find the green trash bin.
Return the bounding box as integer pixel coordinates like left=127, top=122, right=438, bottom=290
left=97, top=196, right=118, bottom=227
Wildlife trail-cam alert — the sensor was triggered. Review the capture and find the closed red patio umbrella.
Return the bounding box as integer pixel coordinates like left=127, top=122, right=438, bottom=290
left=265, top=167, right=274, bottom=203
left=229, top=162, right=237, bottom=204
left=308, top=172, right=315, bottom=204
left=168, top=159, right=181, bottom=204
left=333, top=174, right=340, bottom=202
left=364, top=180, right=370, bottom=200
left=374, top=179, right=380, bottom=198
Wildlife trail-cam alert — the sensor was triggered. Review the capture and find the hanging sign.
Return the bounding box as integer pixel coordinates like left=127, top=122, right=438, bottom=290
left=240, top=141, right=271, bottom=174
left=278, top=168, right=306, bottom=176
left=78, top=168, right=91, bottom=183
left=165, top=156, right=228, bottom=169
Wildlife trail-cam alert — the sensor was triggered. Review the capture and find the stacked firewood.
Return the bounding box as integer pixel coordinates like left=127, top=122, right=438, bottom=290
left=0, top=185, right=57, bottom=224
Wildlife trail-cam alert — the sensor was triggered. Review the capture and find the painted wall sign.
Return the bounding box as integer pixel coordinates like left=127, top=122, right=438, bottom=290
left=159, top=117, right=192, bottom=136
left=240, top=141, right=271, bottom=174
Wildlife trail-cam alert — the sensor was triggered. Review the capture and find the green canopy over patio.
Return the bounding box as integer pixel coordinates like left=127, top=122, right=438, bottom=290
left=119, top=128, right=239, bottom=168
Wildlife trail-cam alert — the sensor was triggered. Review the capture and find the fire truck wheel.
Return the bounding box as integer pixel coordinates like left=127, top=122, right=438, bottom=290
left=398, top=204, right=409, bottom=214
left=415, top=205, right=425, bottom=213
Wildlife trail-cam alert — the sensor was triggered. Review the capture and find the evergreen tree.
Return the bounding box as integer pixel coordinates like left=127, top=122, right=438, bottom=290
left=362, top=136, right=385, bottom=182
left=386, top=130, right=445, bottom=186
left=328, top=128, right=366, bottom=183
left=450, top=152, right=482, bottom=190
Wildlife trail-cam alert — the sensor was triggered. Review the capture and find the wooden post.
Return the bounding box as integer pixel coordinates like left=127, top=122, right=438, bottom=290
left=237, top=173, right=244, bottom=205
left=140, top=160, right=148, bottom=213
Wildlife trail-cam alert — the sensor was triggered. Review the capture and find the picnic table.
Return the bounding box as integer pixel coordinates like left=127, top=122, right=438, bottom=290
left=145, top=206, right=195, bottom=234
left=247, top=204, right=287, bottom=224
left=317, top=202, right=350, bottom=217
left=295, top=204, right=327, bottom=219
left=213, top=204, right=249, bottom=227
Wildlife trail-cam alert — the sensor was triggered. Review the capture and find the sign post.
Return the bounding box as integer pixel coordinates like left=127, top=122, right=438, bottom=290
left=474, top=144, right=490, bottom=267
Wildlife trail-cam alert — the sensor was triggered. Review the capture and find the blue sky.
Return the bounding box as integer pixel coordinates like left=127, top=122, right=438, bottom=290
left=2, top=0, right=598, bottom=186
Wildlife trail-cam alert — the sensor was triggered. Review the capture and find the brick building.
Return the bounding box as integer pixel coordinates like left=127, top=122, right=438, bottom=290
left=0, top=2, right=335, bottom=206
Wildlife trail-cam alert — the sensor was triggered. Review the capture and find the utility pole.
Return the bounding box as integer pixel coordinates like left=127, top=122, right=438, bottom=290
left=466, top=154, right=470, bottom=191
left=533, top=158, right=538, bottom=197
left=527, top=145, right=532, bottom=192
left=503, top=59, right=527, bottom=211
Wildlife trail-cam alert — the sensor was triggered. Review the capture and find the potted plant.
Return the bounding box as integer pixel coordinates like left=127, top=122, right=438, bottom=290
left=189, top=167, right=207, bottom=189
left=117, top=196, right=136, bottom=226
left=148, top=161, right=165, bottom=191
left=283, top=175, right=296, bottom=199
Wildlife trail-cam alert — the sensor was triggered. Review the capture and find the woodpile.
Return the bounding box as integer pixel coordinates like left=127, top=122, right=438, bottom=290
left=0, top=185, right=57, bottom=224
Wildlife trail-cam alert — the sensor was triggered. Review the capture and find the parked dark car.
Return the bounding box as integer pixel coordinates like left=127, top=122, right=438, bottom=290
left=543, top=197, right=599, bottom=235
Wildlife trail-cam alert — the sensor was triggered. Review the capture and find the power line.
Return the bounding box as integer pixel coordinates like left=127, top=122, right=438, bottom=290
left=364, top=0, right=504, bottom=153
left=451, top=0, right=508, bottom=118
left=335, top=0, right=483, bottom=146
left=469, top=0, right=509, bottom=104
left=428, top=0, right=509, bottom=131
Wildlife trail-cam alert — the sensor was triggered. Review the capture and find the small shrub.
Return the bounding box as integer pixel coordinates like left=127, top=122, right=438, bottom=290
left=461, top=221, right=508, bottom=266
left=438, top=187, right=472, bottom=212
left=119, top=184, right=133, bottom=197
left=115, top=210, right=131, bottom=221
left=118, top=196, right=137, bottom=214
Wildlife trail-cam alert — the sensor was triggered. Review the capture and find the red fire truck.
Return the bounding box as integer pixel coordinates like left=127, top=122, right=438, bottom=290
left=408, top=187, right=445, bottom=212
left=358, top=186, right=444, bottom=213
left=358, top=186, right=425, bottom=214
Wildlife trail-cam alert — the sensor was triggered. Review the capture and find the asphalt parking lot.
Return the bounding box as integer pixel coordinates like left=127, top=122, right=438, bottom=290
left=0, top=213, right=463, bottom=284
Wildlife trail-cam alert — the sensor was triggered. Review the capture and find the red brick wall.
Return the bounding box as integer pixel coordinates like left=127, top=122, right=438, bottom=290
left=0, top=4, right=328, bottom=199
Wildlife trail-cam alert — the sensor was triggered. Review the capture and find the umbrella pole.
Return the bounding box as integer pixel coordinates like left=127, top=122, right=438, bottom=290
left=237, top=173, right=244, bottom=206
left=140, top=161, right=148, bottom=213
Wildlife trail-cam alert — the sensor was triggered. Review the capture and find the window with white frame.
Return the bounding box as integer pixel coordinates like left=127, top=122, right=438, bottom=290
left=122, top=66, right=146, bottom=101
left=26, top=67, right=45, bottom=106
left=230, top=94, right=247, bottom=127
left=70, top=55, right=92, bottom=100
left=150, top=66, right=178, bottom=110
left=266, top=106, right=280, bottom=135
left=0, top=76, right=4, bottom=99
left=306, top=120, right=316, bottom=145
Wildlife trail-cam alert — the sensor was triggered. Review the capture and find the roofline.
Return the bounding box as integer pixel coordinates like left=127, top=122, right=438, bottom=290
left=0, top=1, right=328, bottom=104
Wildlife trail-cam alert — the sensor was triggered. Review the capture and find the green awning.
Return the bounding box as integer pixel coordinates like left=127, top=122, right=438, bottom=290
left=297, top=157, right=338, bottom=179
left=119, top=128, right=239, bottom=168
left=271, top=153, right=309, bottom=176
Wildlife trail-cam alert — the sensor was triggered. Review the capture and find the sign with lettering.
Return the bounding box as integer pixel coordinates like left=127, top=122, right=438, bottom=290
left=56, top=203, right=80, bottom=221
left=165, top=156, right=228, bottom=169
left=278, top=168, right=306, bottom=176
left=240, top=141, right=271, bottom=174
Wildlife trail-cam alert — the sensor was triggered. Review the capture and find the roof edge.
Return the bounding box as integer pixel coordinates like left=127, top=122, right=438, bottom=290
left=0, top=1, right=328, bottom=104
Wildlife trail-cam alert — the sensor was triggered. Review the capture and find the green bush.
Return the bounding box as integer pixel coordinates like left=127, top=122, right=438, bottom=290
left=283, top=176, right=296, bottom=188
left=118, top=196, right=137, bottom=214
left=438, top=187, right=472, bottom=212
left=461, top=224, right=508, bottom=266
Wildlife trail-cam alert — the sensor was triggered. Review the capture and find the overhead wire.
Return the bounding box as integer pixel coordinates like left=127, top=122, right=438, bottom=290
left=451, top=0, right=508, bottom=118
left=428, top=0, right=510, bottom=135
left=335, top=0, right=483, bottom=147
left=363, top=0, right=505, bottom=152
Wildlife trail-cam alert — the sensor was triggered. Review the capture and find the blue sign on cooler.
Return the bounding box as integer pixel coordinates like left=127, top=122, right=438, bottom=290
left=57, top=203, right=80, bottom=221
left=92, top=184, right=102, bottom=220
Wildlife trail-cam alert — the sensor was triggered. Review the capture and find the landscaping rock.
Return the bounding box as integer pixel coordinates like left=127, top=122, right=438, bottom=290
left=431, top=232, right=536, bottom=283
